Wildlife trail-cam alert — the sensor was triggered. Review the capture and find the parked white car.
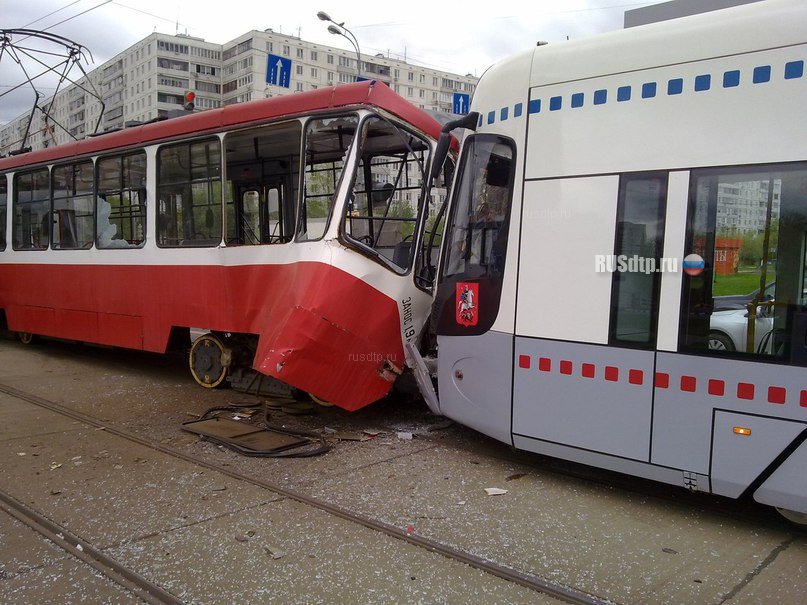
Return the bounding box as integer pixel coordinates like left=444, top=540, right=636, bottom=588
left=709, top=308, right=773, bottom=353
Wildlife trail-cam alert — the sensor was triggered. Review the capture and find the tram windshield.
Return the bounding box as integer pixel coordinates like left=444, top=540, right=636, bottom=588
left=432, top=134, right=516, bottom=336
left=343, top=117, right=432, bottom=272
left=442, top=135, right=514, bottom=280
left=221, top=111, right=448, bottom=275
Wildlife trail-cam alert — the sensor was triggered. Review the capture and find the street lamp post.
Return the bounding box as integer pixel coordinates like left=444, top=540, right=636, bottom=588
left=317, top=11, right=362, bottom=82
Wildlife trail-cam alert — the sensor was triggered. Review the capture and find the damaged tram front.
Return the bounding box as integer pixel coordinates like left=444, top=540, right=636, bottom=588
left=0, top=82, right=453, bottom=410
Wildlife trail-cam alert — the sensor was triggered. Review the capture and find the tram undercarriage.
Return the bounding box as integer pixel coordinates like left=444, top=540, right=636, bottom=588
left=187, top=318, right=406, bottom=410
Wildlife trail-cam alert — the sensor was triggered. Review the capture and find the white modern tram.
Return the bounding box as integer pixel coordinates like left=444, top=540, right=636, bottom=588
left=417, top=0, right=807, bottom=522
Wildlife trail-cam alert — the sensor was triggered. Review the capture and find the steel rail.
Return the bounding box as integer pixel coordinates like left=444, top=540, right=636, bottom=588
left=0, top=381, right=610, bottom=605
left=0, top=487, right=185, bottom=605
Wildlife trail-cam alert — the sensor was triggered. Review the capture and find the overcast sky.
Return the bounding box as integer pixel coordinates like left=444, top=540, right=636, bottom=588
left=1, top=0, right=659, bottom=124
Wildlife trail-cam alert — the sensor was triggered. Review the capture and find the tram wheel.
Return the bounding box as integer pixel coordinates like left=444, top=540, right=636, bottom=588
left=776, top=507, right=807, bottom=526
left=189, top=333, right=231, bottom=388
left=17, top=332, right=36, bottom=345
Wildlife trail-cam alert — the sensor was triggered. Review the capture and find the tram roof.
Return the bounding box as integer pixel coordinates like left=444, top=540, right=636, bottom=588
left=0, top=80, right=449, bottom=172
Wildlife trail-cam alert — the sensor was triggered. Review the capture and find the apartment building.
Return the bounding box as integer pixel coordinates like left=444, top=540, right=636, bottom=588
left=0, top=29, right=477, bottom=155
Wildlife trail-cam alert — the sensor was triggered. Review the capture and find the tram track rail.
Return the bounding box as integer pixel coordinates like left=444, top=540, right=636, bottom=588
left=0, top=487, right=185, bottom=605
left=0, top=381, right=609, bottom=605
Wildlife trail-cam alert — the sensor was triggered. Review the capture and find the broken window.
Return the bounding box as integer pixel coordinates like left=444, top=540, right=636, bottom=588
left=343, top=117, right=430, bottom=271
left=97, top=151, right=146, bottom=248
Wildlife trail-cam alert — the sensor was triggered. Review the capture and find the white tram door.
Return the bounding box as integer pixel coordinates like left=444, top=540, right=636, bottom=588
left=436, top=0, right=807, bottom=516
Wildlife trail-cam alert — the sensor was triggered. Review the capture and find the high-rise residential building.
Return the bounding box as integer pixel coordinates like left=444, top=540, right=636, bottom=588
left=1, top=29, right=478, bottom=155
left=715, top=179, right=781, bottom=235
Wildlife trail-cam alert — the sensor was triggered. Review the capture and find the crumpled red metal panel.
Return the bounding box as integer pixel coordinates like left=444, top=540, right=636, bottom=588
left=249, top=262, right=405, bottom=411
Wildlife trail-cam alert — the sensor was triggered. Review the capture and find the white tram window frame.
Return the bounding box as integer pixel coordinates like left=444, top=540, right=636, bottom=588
left=340, top=115, right=433, bottom=274
left=0, top=174, right=7, bottom=251
left=156, top=137, right=222, bottom=248
left=223, top=119, right=302, bottom=247
left=51, top=160, right=95, bottom=250
left=297, top=114, right=359, bottom=243
left=96, top=151, right=147, bottom=249
left=12, top=167, right=50, bottom=251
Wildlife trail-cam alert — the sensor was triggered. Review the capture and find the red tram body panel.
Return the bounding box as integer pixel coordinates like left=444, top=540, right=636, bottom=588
left=0, top=261, right=401, bottom=409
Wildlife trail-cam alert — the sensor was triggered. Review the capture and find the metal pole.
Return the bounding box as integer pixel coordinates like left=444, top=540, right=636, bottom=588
left=318, top=12, right=362, bottom=81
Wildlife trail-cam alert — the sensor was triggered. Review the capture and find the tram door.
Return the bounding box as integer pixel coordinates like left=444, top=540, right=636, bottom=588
left=510, top=174, right=667, bottom=462
left=652, top=165, right=807, bottom=480
left=233, top=181, right=291, bottom=245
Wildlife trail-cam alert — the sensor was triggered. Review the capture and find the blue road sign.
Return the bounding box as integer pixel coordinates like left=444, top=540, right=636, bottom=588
left=453, top=92, right=470, bottom=115
left=266, top=54, right=292, bottom=88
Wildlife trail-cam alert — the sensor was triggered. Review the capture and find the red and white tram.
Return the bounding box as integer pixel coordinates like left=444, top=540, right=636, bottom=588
left=0, top=81, right=452, bottom=410
left=420, top=0, right=807, bottom=522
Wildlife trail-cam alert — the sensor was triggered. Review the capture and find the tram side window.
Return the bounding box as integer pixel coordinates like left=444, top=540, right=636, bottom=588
left=609, top=174, right=668, bottom=347
left=158, top=139, right=222, bottom=247
left=681, top=164, right=807, bottom=365
left=298, top=115, right=358, bottom=241
left=0, top=175, right=7, bottom=251
left=52, top=161, right=94, bottom=249
left=12, top=168, right=49, bottom=250
left=224, top=120, right=301, bottom=245
left=343, top=117, right=430, bottom=271
left=97, top=152, right=146, bottom=248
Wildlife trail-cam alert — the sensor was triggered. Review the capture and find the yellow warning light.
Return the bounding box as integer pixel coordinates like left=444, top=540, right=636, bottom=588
left=733, top=426, right=752, bottom=436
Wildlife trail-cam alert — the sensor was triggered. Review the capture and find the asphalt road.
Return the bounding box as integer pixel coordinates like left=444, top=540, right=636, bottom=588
left=1, top=337, right=805, bottom=604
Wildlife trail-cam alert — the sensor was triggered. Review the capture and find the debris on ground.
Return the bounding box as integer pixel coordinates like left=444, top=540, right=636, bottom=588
left=182, top=401, right=331, bottom=457
left=263, top=547, right=284, bottom=559
left=484, top=487, right=508, bottom=496
left=426, top=419, right=454, bottom=432
left=505, top=473, right=528, bottom=482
